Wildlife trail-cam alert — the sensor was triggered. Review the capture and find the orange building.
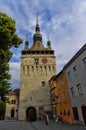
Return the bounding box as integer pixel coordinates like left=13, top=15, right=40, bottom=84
left=49, top=71, right=73, bottom=124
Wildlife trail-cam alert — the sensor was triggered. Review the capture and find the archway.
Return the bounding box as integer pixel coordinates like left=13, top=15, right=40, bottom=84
left=26, top=107, right=37, bottom=122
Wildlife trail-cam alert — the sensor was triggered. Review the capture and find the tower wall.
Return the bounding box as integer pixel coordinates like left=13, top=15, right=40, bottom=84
left=19, top=54, right=56, bottom=121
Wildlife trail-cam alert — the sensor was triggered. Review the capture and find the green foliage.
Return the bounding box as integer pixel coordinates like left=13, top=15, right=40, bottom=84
left=0, top=82, right=11, bottom=101
left=0, top=49, right=12, bottom=62
left=0, top=12, right=23, bottom=104
left=0, top=100, right=6, bottom=120
left=0, top=12, right=22, bottom=49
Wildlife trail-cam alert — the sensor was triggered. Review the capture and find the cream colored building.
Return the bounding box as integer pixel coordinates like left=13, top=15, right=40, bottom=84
left=5, top=89, right=19, bottom=119
left=18, top=19, right=56, bottom=121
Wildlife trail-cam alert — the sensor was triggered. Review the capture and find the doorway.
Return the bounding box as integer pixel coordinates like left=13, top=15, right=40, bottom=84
left=26, top=107, right=37, bottom=122
left=81, top=106, right=86, bottom=126
left=11, top=109, right=15, bottom=118
left=72, top=107, right=79, bottom=120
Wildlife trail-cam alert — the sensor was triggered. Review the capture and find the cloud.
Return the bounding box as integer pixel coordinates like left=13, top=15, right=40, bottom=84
left=0, top=0, right=86, bottom=89
left=9, top=62, right=20, bottom=89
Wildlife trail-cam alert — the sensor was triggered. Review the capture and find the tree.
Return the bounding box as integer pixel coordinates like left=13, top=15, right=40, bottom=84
left=0, top=12, right=22, bottom=117
left=0, top=100, right=6, bottom=120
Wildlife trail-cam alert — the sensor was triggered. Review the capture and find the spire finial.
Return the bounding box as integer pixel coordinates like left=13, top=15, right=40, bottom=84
left=33, top=16, right=42, bottom=42
left=35, top=15, right=40, bottom=32
left=36, top=15, right=38, bottom=25
left=48, top=35, right=49, bottom=41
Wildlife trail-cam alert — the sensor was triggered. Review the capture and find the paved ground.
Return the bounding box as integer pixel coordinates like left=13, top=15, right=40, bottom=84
left=0, top=120, right=86, bottom=130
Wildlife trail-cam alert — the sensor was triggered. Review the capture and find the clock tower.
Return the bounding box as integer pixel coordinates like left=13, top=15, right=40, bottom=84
left=19, top=17, right=56, bottom=121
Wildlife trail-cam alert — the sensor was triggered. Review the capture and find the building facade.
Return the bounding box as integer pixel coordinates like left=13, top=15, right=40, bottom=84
left=63, top=44, right=86, bottom=126
left=18, top=18, right=56, bottom=121
left=49, top=71, right=73, bottom=124
left=5, top=89, right=19, bottom=120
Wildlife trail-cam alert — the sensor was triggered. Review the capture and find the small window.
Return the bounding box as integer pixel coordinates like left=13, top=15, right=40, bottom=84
left=68, top=71, right=71, bottom=80
left=83, top=57, right=86, bottom=69
left=41, top=81, right=46, bottom=87
left=11, top=100, right=16, bottom=104
left=77, top=84, right=83, bottom=95
left=70, top=87, right=75, bottom=97
left=11, top=100, right=14, bottom=104
left=49, top=66, right=51, bottom=71
left=27, top=66, right=29, bottom=75
left=73, top=66, right=77, bottom=76
left=53, top=66, right=55, bottom=72
left=14, top=100, right=16, bottom=104
left=64, top=109, right=66, bottom=115
left=68, top=110, right=70, bottom=115
left=34, top=59, right=39, bottom=65
left=23, top=66, right=25, bottom=75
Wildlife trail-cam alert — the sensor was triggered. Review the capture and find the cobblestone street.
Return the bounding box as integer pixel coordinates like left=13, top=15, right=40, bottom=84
left=0, top=120, right=86, bottom=130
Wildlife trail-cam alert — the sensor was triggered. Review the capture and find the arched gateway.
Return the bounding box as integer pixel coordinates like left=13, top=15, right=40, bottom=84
left=26, top=107, right=37, bottom=122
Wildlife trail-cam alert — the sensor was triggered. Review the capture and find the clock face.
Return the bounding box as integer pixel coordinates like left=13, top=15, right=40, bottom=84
left=42, top=59, right=48, bottom=64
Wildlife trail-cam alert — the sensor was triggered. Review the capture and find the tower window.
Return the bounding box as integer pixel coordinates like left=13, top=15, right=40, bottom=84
left=53, top=66, right=55, bottom=72
left=41, top=81, right=46, bottom=87
left=23, top=66, right=25, bottom=75
left=27, top=66, right=29, bottom=75
left=49, top=66, right=51, bottom=71
left=34, top=58, right=39, bottom=65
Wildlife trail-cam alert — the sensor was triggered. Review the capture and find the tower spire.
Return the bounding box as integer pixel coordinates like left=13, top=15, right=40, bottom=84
left=35, top=16, right=40, bottom=32
left=33, top=16, right=42, bottom=42
left=36, top=15, right=38, bottom=25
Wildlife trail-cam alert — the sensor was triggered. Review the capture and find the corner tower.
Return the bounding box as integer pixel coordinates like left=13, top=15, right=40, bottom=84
left=19, top=17, right=56, bottom=121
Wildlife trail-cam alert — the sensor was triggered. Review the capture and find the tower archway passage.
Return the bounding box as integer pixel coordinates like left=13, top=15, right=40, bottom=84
left=26, top=107, right=37, bottom=122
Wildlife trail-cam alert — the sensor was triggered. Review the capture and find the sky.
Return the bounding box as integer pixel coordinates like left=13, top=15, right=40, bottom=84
left=0, top=0, right=86, bottom=89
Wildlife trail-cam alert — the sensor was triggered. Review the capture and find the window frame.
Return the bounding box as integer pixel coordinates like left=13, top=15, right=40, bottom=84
left=83, top=57, right=86, bottom=69
left=68, top=71, right=71, bottom=80
left=77, top=83, right=83, bottom=95
left=70, top=87, right=75, bottom=97
left=73, top=66, right=78, bottom=76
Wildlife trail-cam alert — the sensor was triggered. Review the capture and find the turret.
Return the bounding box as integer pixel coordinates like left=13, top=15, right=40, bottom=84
left=47, top=37, right=51, bottom=49
left=25, top=40, right=29, bottom=49
left=33, top=16, right=42, bottom=43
